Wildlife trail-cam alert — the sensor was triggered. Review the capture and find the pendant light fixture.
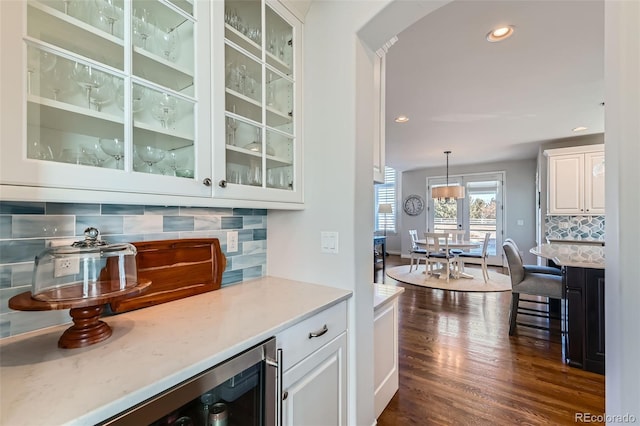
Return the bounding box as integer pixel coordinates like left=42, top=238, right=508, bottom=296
left=431, top=151, right=465, bottom=202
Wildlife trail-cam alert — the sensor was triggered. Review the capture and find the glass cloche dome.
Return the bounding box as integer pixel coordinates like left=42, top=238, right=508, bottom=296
left=32, top=227, right=138, bottom=302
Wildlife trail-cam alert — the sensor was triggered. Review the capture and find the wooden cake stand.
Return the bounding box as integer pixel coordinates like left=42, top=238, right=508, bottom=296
left=8, top=279, right=151, bottom=349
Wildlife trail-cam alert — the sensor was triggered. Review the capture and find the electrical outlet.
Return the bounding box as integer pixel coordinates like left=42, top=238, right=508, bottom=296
left=227, top=231, right=239, bottom=253
left=54, top=257, right=80, bottom=278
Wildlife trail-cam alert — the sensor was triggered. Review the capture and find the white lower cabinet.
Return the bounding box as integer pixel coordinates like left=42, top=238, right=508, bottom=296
left=282, top=332, right=347, bottom=426
left=374, top=297, right=400, bottom=418
left=277, top=301, right=348, bottom=426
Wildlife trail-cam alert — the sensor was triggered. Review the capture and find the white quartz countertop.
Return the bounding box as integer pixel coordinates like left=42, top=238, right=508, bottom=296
left=373, top=284, right=404, bottom=310
left=0, top=277, right=352, bottom=426
left=530, top=243, right=605, bottom=269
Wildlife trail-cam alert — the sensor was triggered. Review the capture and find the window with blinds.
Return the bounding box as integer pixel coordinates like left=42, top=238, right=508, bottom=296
left=375, top=166, right=396, bottom=232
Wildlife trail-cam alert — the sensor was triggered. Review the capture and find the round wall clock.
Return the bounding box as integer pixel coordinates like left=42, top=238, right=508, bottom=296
left=403, top=195, right=425, bottom=216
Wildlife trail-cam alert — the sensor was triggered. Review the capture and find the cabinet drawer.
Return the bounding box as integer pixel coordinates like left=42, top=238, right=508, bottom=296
left=277, top=301, right=347, bottom=371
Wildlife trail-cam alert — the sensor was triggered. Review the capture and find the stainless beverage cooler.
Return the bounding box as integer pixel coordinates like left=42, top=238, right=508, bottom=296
left=102, top=337, right=280, bottom=426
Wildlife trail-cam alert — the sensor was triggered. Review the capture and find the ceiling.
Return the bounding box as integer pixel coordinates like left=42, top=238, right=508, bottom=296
left=384, top=0, right=604, bottom=172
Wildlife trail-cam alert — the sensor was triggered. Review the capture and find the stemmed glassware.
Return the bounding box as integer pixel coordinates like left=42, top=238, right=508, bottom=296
left=44, top=60, right=76, bottom=101
left=157, top=26, right=180, bottom=61
left=226, top=116, right=238, bottom=146
left=72, top=63, right=108, bottom=109
left=27, top=47, right=57, bottom=94
left=151, top=92, right=178, bottom=128
left=116, top=82, right=147, bottom=114
left=89, top=77, right=115, bottom=111
left=95, top=0, right=121, bottom=36
left=83, top=140, right=112, bottom=167
left=99, top=137, right=125, bottom=169
left=136, top=145, right=166, bottom=173
left=133, top=8, right=155, bottom=50
left=164, top=151, right=180, bottom=176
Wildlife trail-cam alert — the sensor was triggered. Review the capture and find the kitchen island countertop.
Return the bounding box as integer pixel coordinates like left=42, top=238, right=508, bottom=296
left=0, top=276, right=352, bottom=426
left=530, top=243, right=605, bottom=269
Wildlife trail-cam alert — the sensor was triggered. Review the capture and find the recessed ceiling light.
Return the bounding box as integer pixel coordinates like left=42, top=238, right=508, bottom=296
left=486, top=25, right=514, bottom=42
left=395, top=115, right=409, bottom=123
left=572, top=126, right=588, bottom=132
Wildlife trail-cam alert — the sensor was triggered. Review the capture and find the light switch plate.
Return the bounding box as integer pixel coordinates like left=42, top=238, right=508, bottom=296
left=321, top=231, right=339, bottom=254
left=227, top=231, right=238, bottom=253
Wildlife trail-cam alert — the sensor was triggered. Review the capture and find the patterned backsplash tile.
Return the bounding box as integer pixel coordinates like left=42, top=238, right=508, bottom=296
left=545, top=215, right=605, bottom=241
left=0, top=201, right=267, bottom=337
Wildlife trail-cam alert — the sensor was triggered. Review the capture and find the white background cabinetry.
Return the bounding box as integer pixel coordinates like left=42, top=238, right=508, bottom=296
left=277, top=301, right=348, bottom=426
left=546, top=145, right=605, bottom=215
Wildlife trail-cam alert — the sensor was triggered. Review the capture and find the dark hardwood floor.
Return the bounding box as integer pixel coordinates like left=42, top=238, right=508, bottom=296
left=375, top=255, right=605, bottom=425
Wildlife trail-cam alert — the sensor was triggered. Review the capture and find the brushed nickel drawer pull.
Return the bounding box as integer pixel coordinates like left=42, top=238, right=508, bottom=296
left=308, top=324, right=328, bottom=339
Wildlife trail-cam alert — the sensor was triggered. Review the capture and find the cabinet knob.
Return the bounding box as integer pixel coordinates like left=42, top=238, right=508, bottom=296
left=202, top=178, right=212, bottom=186
left=282, top=391, right=289, bottom=400
left=218, top=179, right=227, bottom=188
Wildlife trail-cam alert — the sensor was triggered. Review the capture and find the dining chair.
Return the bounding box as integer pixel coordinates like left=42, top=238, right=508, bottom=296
left=408, top=230, right=428, bottom=272
left=503, top=240, right=563, bottom=335
left=449, top=229, right=466, bottom=243
left=457, top=232, right=491, bottom=282
left=504, top=238, right=562, bottom=276
left=448, top=229, right=466, bottom=255
left=424, top=232, right=458, bottom=283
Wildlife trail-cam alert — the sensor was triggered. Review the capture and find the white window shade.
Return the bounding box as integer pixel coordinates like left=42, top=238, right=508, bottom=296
left=375, top=167, right=396, bottom=232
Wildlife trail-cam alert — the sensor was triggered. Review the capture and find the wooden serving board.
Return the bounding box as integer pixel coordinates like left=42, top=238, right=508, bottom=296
left=109, top=238, right=227, bottom=313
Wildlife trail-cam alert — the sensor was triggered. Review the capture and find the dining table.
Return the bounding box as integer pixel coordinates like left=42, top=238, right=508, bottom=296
left=415, top=239, right=481, bottom=279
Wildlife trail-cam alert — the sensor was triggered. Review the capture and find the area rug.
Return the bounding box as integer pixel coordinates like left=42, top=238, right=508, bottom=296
left=386, top=265, right=511, bottom=292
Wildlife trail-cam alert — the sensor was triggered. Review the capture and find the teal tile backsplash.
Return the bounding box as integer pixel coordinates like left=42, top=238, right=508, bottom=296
left=545, top=215, right=605, bottom=241
left=0, top=201, right=267, bottom=337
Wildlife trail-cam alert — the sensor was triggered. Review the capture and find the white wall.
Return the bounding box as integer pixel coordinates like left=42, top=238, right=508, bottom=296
left=399, top=158, right=537, bottom=264
left=604, top=0, right=640, bottom=419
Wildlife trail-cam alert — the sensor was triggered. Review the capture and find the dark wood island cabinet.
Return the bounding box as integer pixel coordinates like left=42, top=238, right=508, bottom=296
left=564, top=266, right=605, bottom=374
left=531, top=243, right=605, bottom=374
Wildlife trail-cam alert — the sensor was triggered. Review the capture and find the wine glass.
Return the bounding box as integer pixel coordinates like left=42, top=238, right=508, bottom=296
left=44, top=60, right=76, bottom=101
left=164, top=151, right=180, bottom=176
left=133, top=8, right=155, bottom=50
left=83, top=140, right=111, bottom=167
left=116, top=82, right=147, bottom=114
left=136, top=145, right=166, bottom=173
left=89, top=77, right=115, bottom=111
left=151, top=92, right=178, bottom=128
left=72, top=63, right=108, bottom=108
left=94, top=0, right=121, bottom=36
left=28, top=140, right=54, bottom=161
left=27, top=47, right=57, bottom=94
left=226, top=116, right=238, bottom=146
left=156, top=26, right=180, bottom=61
left=99, top=137, right=125, bottom=169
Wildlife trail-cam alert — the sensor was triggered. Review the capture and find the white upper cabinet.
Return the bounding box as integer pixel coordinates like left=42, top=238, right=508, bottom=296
left=212, top=0, right=303, bottom=204
left=0, top=0, right=212, bottom=200
left=545, top=144, right=605, bottom=215
left=0, top=0, right=303, bottom=207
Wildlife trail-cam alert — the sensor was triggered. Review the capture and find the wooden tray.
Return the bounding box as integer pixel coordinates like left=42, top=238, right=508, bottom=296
left=109, top=238, right=227, bottom=313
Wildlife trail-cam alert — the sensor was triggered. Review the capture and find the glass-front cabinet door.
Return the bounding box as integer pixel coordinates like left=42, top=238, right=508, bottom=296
left=212, top=0, right=302, bottom=203
left=0, top=0, right=212, bottom=198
